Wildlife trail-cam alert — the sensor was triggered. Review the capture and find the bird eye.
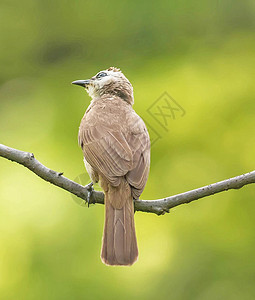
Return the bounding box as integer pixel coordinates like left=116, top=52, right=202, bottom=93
left=96, top=72, right=107, bottom=79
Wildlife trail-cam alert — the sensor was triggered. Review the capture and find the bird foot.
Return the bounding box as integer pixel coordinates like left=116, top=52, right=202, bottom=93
left=85, top=182, right=94, bottom=207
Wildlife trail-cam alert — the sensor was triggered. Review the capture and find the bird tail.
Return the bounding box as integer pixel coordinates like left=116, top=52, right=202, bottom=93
left=101, top=181, right=138, bottom=266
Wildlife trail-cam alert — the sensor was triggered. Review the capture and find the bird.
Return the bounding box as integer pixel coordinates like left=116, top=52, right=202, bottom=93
left=72, top=67, right=150, bottom=266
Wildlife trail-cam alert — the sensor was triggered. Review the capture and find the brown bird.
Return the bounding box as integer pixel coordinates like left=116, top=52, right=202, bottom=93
left=72, top=67, right=150, bottom=266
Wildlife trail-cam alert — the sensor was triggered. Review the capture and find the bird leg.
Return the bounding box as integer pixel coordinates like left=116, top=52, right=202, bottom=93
left=85, top=182, right=94, bottom=207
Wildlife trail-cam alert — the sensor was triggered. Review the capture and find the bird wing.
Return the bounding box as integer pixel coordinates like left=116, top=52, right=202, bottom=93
left=79, top=100, right=150, bottom=196
left=125, top=110, right=150, bottom=198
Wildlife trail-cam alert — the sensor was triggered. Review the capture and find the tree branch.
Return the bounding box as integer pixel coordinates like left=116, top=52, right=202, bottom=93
left=0, top=144, right=254, bottom=215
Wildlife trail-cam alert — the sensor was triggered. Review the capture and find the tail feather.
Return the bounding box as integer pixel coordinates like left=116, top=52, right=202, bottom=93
left=101, top=184, right=138, bottom=266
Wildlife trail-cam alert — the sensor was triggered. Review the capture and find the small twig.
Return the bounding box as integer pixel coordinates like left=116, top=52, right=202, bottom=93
left=0, top=144, right=254, bottom=215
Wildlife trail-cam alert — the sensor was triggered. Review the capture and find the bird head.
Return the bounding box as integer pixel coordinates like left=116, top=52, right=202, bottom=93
left=72, top=67, right=134, bottom=105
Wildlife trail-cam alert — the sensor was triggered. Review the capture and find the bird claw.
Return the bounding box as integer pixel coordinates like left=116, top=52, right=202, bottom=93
left=85, top=182, right=94, bottom=207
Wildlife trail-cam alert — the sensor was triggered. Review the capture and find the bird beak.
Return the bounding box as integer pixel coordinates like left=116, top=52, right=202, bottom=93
left=72, top=79, right=91, bottom=88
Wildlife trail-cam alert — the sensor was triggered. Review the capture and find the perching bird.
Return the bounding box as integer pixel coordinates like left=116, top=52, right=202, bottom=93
left=72, top=67, right=150, bottom=266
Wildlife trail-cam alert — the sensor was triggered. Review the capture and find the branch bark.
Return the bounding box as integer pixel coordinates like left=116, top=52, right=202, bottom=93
left=0, top=144, right=254, bottom=215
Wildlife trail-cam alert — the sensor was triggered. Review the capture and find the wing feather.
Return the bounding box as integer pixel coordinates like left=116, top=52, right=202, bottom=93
left=79, top=98, right=150, bottom=196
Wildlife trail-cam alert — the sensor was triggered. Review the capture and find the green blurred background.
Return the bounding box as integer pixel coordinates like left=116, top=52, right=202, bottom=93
left=0, top=0, right=255, bottom=299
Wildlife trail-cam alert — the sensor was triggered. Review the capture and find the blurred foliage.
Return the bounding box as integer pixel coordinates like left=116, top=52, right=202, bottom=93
left=0, top=0, right=255, bottom=299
